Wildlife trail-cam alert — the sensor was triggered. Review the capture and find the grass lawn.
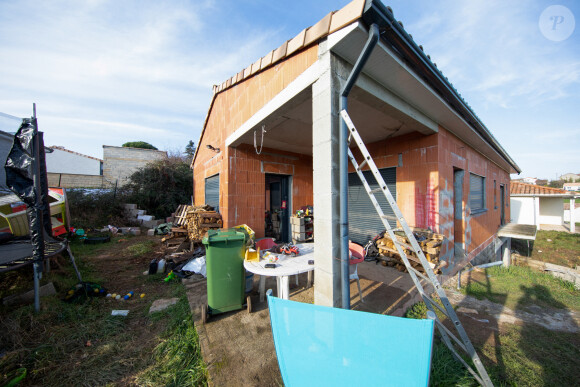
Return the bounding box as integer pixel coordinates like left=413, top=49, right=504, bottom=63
left=528, top=230, right=580, bottom=268
left=431, top=229, right=580, bottom=386
left=0, top=235, right=207, bottom=386
left=460, top=264, right=580, bottom=312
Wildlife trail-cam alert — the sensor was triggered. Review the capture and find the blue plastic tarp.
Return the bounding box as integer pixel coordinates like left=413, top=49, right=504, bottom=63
left=268, top=295, right=434, bottom=386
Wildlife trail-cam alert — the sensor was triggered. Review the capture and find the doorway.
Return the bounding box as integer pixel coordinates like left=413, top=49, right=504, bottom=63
left=453, top=169, right=465, bottom=259
left=265, top=174, right=291, bottom=243
left=500, top=184, right=506, bottom=225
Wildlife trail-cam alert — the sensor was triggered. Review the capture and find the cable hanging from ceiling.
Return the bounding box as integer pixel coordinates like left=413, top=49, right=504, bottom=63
left=254, top=124, right=266, bottom=155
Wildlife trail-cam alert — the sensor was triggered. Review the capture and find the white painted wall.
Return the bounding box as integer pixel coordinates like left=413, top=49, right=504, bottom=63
left=46, top=148, right=101, bottom=175
left=510, top=197, right=535, bottom=225
left=539, top=197, right=564, bottom=225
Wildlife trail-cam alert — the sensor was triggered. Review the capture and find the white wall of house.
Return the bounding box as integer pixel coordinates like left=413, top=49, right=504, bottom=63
left=539, top=197, right=564, bottom=225
left=46, top=148, right=102, bottom=175
left=510, top=197, right=536, bottom=225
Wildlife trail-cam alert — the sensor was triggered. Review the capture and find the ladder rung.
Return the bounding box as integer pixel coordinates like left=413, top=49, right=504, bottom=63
left=408, top=266, right=430, bottom=282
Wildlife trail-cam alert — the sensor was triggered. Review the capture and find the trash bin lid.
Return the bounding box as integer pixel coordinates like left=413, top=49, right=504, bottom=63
left=202, top=229, right=245, bottom=245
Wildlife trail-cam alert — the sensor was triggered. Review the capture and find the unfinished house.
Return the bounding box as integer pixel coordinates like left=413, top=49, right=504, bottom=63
left=192, top=0, right=520, bottom=306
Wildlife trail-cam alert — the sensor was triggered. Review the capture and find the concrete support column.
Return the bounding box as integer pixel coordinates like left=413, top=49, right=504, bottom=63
left=502, top=238, right=511, bottom=267
left=312, top=46, right=345, bottom=307
left=570, top=197, right=576, bottom=233
left=534, top=196, right=540, bottom=229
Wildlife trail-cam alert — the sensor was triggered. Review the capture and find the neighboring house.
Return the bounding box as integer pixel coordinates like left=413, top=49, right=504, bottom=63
left=510, top=182, right=575, bottom=229
left=191, top=0, right=520, bottom=306
left=563, top=182, right=580, bottom=191
left=46, top=146, right=102, bottom=175
left=521, top=177, right=537, bottom=185
left=102, top=145, right=167, bottom=186
left=45, top=146, right=105, bottom=188
left=560, top=173, right=580, bottom=181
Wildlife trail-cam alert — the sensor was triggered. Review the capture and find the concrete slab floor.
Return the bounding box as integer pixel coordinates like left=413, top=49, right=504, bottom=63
left=184, top=261, right=425, bottom=386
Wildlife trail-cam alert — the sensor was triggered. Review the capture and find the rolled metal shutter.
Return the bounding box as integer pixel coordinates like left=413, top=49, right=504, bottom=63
left=205, top=174, right=220, bottom=212
left=348, top=168, right=396, bottom=245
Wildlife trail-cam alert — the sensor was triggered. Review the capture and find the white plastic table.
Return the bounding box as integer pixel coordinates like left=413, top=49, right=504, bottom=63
left=244, top=243, right=314, bottom=301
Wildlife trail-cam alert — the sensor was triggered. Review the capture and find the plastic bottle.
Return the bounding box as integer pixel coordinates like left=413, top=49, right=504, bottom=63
left=157, top=259, right=166, bottom=273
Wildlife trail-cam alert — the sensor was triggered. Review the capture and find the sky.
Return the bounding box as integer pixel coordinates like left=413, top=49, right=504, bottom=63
left=0, top=0, right=578, bottom=180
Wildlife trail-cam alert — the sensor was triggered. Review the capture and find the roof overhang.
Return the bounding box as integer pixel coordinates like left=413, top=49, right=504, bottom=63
left=498, top=223, right=537, bottom=240
left=511, top=194, right=575, bottom=198
left=222, top=0, right=520, bottom=174
left=360, top=0, right=520, bottom=174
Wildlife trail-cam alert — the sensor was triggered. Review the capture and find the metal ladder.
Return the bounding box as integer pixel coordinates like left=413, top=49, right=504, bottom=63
left=340, top=109, right=493, bottom=387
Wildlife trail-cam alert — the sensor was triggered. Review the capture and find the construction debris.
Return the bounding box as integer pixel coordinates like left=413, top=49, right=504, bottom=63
left=376, top=228, right=443, bottom=274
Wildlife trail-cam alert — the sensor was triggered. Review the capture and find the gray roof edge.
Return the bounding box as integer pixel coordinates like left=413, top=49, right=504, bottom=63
left=362, top=0, right=521, bottom=174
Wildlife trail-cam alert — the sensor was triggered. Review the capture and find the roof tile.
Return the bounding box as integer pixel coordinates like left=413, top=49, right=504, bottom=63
left=260, top=50, right=274, bottom=70
left=272, top=40, right=288, bottom=63
left=329, top=0, right=365, bottom=34
left=251, top=58, right=262, bottom=75
left=287, top=28, right=306, bottom=56
left=511, top=182, right=570, bottom=196
left=304, top=12, right=333, bottom=46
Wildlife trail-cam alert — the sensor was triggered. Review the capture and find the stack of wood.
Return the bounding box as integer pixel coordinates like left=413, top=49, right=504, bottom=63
left=376, top=228, right=444, bottom=274
left=186, top=208, right=223, bottom=241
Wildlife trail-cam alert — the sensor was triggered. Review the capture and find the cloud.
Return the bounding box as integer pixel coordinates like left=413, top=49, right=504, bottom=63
left=405, top=0, right=580, bottom=108
left=0, top=0, right=280, bottom=158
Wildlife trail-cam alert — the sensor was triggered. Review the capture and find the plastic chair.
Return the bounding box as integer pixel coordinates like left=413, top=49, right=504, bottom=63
left=255, top=237, right=277, bottom=251
left=267, top=291, right=435, bottom=386
left=349, top=242, right=365, bottom=302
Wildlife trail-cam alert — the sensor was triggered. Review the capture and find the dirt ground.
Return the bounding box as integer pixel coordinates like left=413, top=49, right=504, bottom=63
left=187, top=260, right=580, bottom=386
left=0, top=234, right=195, bottom=386
left=186, top=261, right=431, bottom=386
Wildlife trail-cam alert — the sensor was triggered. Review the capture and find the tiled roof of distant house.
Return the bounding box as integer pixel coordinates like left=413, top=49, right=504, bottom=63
left=511, top=182, right=572, bottom=196
left=49, top=146, right=103, bottom=162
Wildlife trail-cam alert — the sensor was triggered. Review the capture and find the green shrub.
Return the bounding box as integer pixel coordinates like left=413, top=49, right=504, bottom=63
left=66, top=189, right=129, bottom=229
left=122, top=141, right=158, bottom=150
left=405, top=301, right=428, bottom=319
left=123, top=156, right=192, bottom=219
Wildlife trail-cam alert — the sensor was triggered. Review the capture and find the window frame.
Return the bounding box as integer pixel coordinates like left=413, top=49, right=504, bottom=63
left=469, top=172, right=486, bottom=214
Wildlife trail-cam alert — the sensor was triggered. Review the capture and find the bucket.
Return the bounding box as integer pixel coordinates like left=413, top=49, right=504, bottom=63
left=245, top=271, right=254, bottom=293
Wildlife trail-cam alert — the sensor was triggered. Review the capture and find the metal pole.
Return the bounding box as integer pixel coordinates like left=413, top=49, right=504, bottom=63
left=31, top=103, right=45, bottom=313
left=339, top=24, right=380, bottom=309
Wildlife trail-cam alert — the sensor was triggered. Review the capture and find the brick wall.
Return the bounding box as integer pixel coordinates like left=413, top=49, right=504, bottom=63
left=437, top=127, right=510, bottom=275
left=48, top=173, right=107, bottom=188
left=103, top=146, right=167, bottom=186
left=193, top=46, right=319, bottom=232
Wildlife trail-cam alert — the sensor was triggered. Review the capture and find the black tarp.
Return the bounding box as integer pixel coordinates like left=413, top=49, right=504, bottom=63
left=4, top=118, right=51, bottom=266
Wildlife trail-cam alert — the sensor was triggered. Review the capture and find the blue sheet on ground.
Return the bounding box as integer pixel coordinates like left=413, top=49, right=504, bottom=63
left=267, top=294, right=434, bottom=386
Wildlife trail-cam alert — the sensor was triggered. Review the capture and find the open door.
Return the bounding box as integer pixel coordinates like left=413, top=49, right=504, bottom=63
left=265, top=174, right=290, bottom=243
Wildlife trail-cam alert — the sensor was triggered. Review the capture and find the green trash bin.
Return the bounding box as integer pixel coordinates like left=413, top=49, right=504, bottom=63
left=201, top=229, right=251, bottom=322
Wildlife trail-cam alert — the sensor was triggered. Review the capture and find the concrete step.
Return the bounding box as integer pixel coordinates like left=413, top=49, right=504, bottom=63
left=137, top=214, right=154, bottom=222
left=143, top=219, right=163, bottom=228
left=128, top=209, right=146, bottom=217
left=123, top=203, right=137, bottom=210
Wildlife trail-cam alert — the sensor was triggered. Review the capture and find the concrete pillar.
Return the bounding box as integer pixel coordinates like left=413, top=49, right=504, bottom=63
left=502, top=238, right=511, bottom=267
left=312, top=46, right=346, bottom=307
left=534, top=196, right=540, bottom=229
left=570, top=197, right=576, bottom=233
